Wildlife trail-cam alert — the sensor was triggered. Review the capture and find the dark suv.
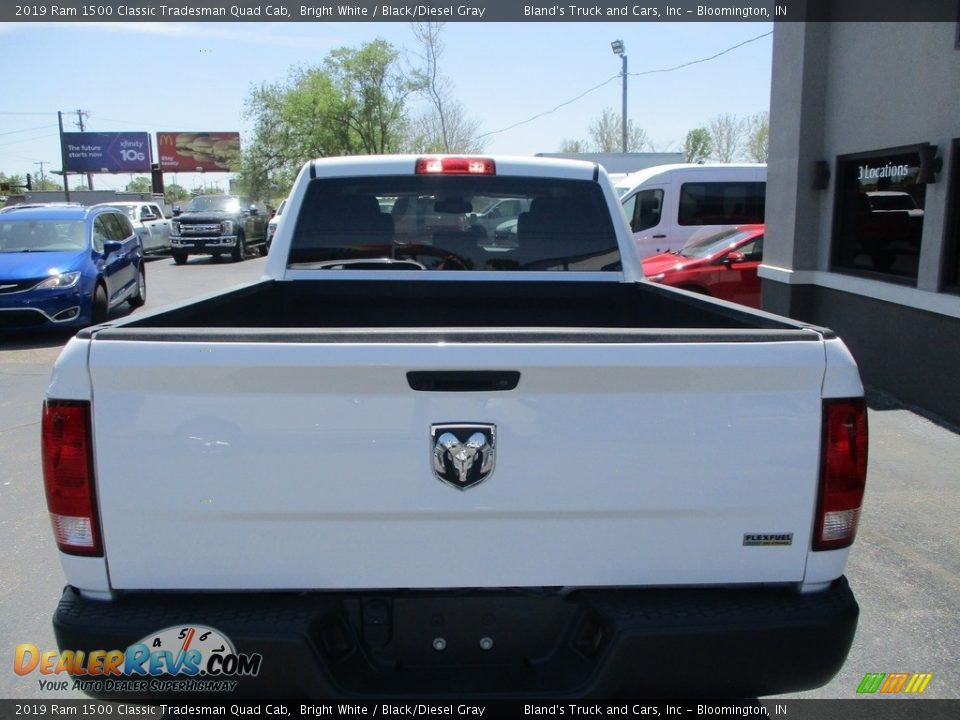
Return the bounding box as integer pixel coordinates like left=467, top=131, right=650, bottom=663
left=170, top=195, right=268, bottom=264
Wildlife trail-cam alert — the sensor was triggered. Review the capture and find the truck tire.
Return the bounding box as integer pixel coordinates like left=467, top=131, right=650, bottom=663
left=232, top=232, right=246, bottom=262
left=128, top=265, right=147, bottom=308
left=172, top=253, right=188, bottom=266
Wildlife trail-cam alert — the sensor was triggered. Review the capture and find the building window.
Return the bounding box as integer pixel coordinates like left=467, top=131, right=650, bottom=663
left=832, top=146, right=927, bottom=283
left=945, top=139, right=960, bottom=292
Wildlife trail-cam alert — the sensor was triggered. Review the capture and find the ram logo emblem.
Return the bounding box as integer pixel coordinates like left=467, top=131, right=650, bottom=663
left=430, top=424, right=496, bottom=490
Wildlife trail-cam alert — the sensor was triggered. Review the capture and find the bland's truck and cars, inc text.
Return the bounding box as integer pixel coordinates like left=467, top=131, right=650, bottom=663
left=41, top=155, right=867, bottom=698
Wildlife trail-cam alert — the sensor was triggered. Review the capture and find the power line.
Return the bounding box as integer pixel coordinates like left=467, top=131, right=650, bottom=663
left=474, top=31, right=773, bottom=141
left=630, top=31, right=773, bottom=78
left=474, top=73, right=622, bottom=140
left=0, top=132, right=60, bottom=148
left=0, top=124, right=57, bottom=137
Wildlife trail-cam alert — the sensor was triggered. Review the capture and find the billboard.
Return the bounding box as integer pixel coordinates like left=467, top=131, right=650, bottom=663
left=62, top=132, right=152, bottom=173
left=157, top=132, right=241, bottom=172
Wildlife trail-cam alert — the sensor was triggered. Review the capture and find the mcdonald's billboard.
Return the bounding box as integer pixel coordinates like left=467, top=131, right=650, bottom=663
left=157, top=132, right=241, bottom=172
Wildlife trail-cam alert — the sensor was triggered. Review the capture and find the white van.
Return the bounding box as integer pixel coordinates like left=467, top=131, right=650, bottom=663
left=615, top=163, right=766, bottom=258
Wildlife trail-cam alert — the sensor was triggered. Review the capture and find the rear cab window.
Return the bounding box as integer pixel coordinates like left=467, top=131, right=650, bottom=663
left=288, top=175, right=621, bottom=272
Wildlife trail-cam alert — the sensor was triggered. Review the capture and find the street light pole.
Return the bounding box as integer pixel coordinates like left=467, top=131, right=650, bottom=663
left=611, top=40, right=628, bottom=153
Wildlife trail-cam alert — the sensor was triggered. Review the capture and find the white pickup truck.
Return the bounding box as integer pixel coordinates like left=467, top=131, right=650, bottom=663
left=43, top=155, right=866, bottom=699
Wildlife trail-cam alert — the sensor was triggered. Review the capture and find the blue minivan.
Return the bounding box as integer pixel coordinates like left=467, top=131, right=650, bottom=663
left=0, top=205, right=146, bottom=330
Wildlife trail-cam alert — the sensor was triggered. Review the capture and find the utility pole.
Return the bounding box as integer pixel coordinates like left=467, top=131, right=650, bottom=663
left=76, top=109, right=94, bottom=190
left=34, top=161, right=50, bottom=189
left=57, top=111, right=70, bottom=201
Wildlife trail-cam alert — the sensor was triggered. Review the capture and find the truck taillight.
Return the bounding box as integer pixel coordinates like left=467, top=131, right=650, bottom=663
left=415, top=157, right=496, bottom=175
left=41, top=400, right=102, bottom=556
left=813, top=398, right=868, bottom=551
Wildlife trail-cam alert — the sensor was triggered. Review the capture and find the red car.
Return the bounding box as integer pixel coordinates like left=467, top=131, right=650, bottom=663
left=641, top=225, right=764, bottom=308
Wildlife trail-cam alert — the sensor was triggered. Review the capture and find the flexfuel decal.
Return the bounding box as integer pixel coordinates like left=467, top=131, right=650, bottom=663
left=742, top=533, right=793, bottom=546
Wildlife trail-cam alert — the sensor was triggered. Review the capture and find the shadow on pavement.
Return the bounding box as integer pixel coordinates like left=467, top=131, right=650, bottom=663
left=866, top=385, right=960, bottom=436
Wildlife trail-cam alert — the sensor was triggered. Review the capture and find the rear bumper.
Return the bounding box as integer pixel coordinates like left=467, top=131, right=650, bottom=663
left=53, top=578, right=858, bottom=699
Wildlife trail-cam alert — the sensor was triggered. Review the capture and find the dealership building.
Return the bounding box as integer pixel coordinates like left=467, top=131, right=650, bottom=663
left=762, top=21, right=960, bottom=425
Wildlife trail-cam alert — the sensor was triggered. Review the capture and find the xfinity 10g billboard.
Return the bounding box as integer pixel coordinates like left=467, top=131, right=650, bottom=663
left=62, top=132, right=153, bottom=173
left=157, top=132, right=241, bottom=172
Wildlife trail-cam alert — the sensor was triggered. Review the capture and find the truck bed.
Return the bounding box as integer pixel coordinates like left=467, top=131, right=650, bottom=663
left=66, top=278, right=839, bottom=592
left=86, top=279, right=824, bottom=341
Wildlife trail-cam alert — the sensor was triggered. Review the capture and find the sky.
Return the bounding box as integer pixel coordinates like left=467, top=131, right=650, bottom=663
left=0, top=20, right=773, bottom=193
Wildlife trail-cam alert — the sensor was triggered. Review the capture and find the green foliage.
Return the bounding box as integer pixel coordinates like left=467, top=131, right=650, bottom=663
left=33, top=176, right=63, bottom=191
left=125, top=176, right=153, bottom=193
left=238, top=39, right=418, bottom=199
left=745, top=112, right=769, bottom=163
left=684, top=128, right=712, bottom=163
left=164, top=183, right=190, bottom=205
left=0, top=172, right=26, bottom=191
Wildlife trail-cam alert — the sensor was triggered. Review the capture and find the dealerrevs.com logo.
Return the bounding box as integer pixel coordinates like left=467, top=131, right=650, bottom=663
left=14, top=625, right=262, bottom=694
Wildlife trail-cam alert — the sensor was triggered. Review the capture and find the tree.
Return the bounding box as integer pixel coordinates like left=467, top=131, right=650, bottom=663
left=560, top=109, right=650, bottom=154
left=408, top=22, right=485, bottom=153
left=684, top=128, right=712, bottom=163
left=164, top=183, right=189, bottom=205
left=559, top=139, right=590, bottom=153
left=191, top=184, right=224, bottom=196
left=744, top=111, right=769, bottom=163
left=708, top=113, right=746, bottom=163
left=324, top=40, right=420, bottom=154
left=239, top=39, right=418, bottom=199
left=0, top=172, right=26, bottom=194
left=588, top=108, right=649, bottom=153
left=33, top=176, right=63, bottom=191
left=125, top=176, right=153, bottom=193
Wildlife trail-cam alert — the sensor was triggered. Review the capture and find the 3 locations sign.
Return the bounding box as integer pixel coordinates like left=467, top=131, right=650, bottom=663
left=157, top=132, right=242, bottom=172
left=62, top=132, right=152, bottom=173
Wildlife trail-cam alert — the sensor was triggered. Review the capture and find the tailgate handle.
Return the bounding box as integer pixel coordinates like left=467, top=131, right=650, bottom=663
left=407, top=371, right=520, bottom=392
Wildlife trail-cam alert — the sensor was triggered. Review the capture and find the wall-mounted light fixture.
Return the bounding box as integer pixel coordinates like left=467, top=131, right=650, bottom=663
left=917, top=144, right=943, bottom=184
left=812, top=160, right=831, bottom=190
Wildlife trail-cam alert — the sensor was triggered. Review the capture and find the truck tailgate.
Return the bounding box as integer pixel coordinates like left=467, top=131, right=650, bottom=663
left=88, top=337, right=826, bottom=590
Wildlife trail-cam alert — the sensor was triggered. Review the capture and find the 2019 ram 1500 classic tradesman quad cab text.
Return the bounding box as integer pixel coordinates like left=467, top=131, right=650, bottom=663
left=43, top=156, right=866, bottom=699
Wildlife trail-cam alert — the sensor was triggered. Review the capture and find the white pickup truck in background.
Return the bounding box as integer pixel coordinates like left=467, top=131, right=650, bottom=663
left=43, top=155, right=867, bottom=698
